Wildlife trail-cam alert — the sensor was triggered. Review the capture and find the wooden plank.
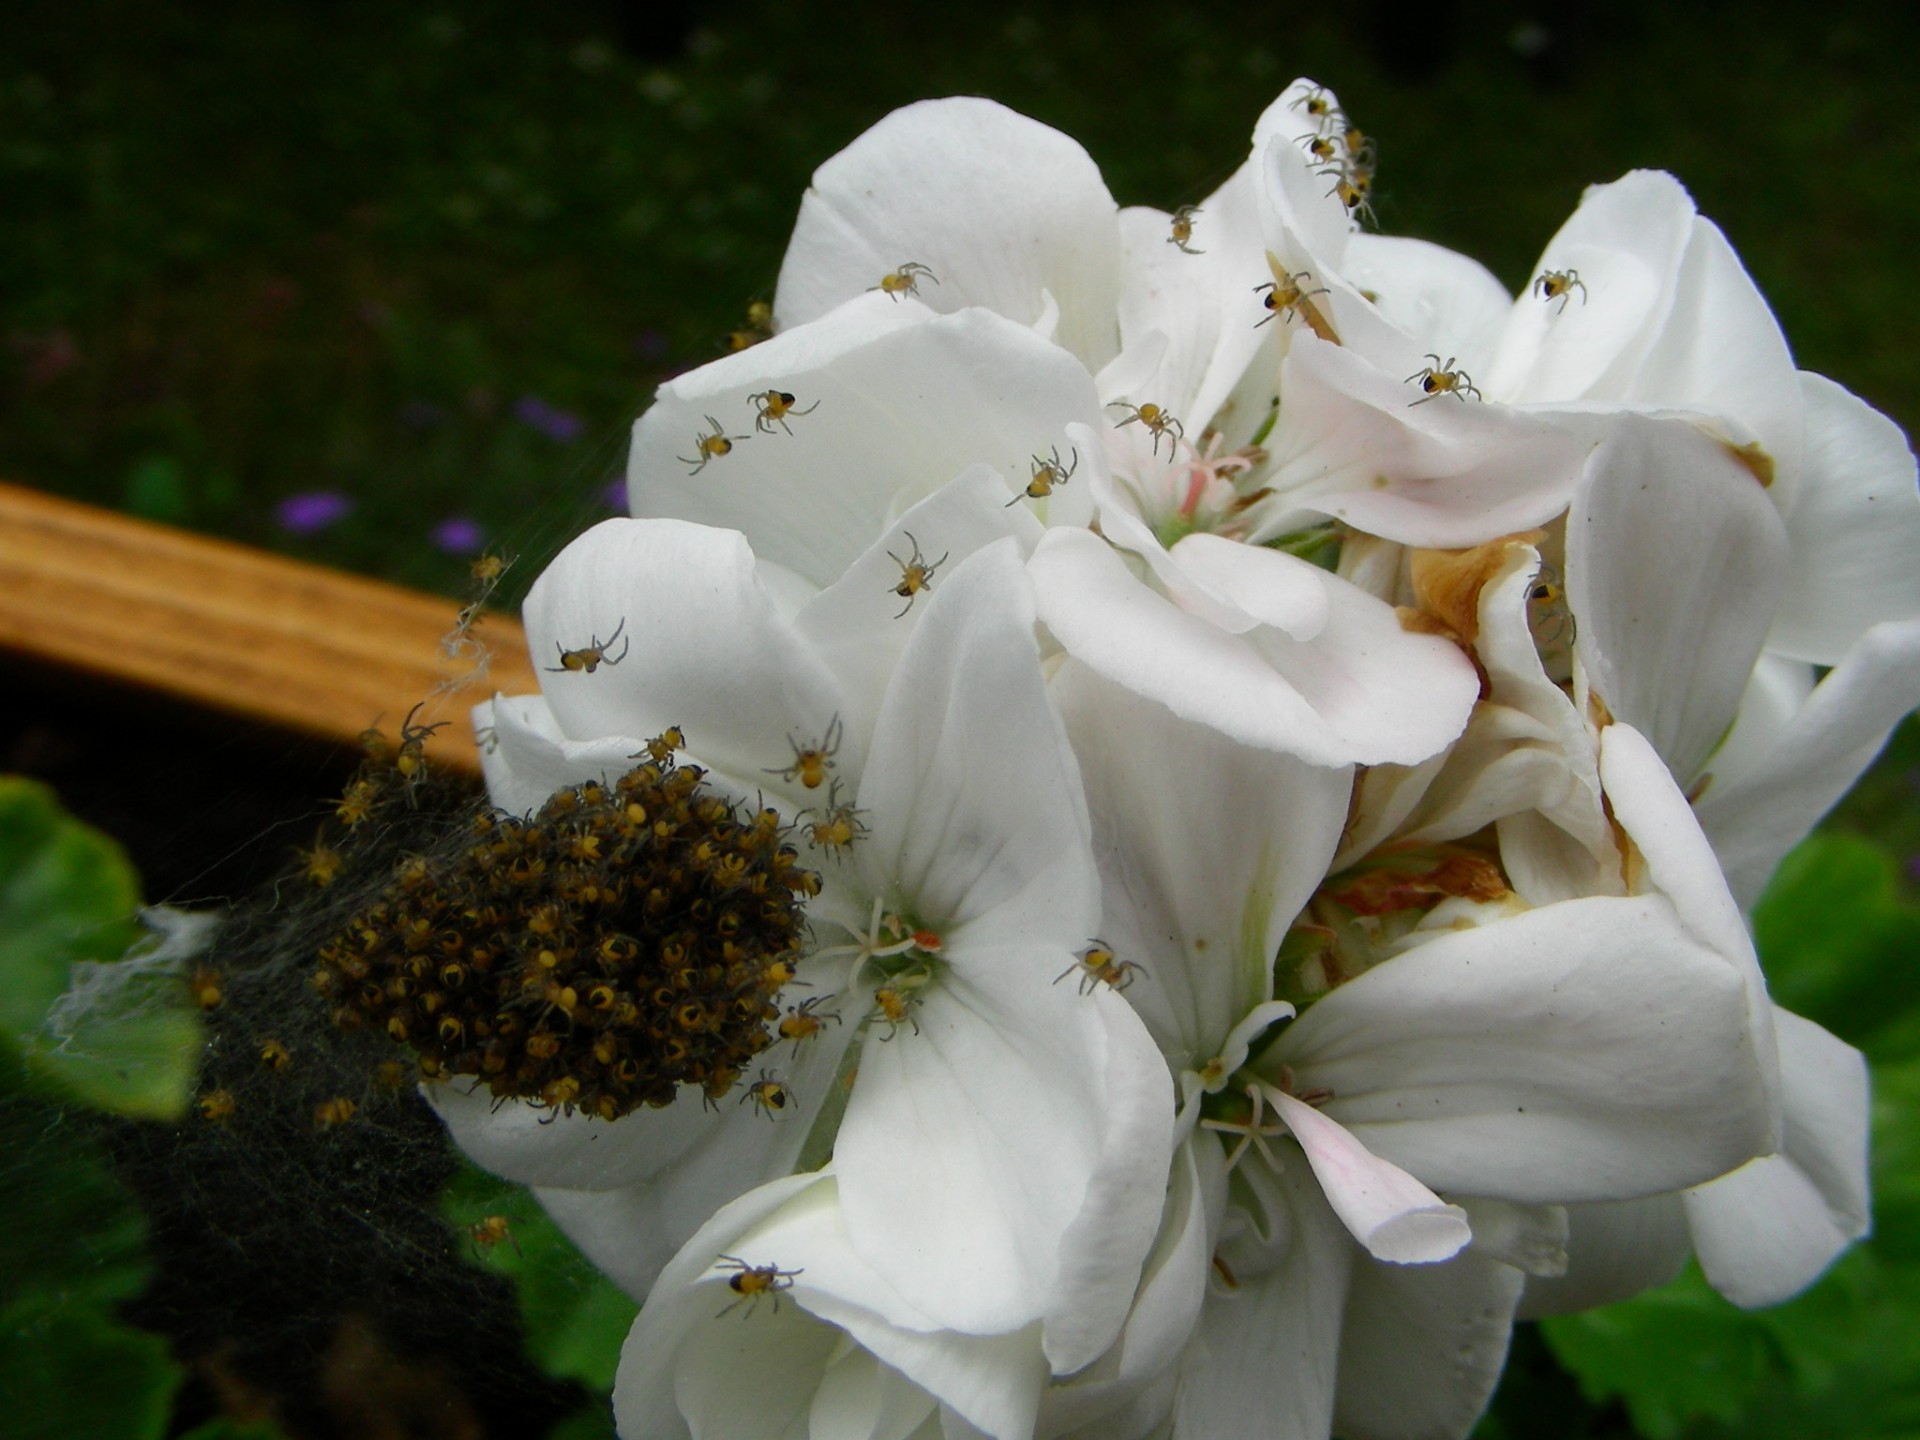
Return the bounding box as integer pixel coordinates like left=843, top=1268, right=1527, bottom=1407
left=0, top=481, right=539, bottom=775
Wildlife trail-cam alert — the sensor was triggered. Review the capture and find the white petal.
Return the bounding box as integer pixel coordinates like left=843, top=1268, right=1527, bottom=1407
left=1333, top=1244, right=1524, bottom=1440
left=1257, top=333, right=1607, bottom=547
left=1770, top=371, right=1920, bottom=664
left=1457, top=1197, right=1569, bottom=1279
left=1684, top=1008, right=1871, bottom=1307
left=1627, top=216, right=1803, bottom=494
left=794, top=467, right=1045, bottom=742
left=613, top=1170, right=829, bottom=1440
left=1036, top=1138, right=1224, bottom=1439
left=774, top=97, right=1122, bottom=370
left=1111, top=158, right=1278, bottom=434
left=1053, top=658, right=1351, bottom=1072
left=473, top=692, right=645, bottom=817
left=1517, top=1193, right=1691, bottom=1318
left=1174, top=1146, right=1353, bottom=1440
left=522, top=518, right=849, bottom=803
left=809, top=1348, right=940, bottom=1440
left=1341, top=232, right=1513, bottom=380
left=1693, top=618, right=1920, bottom=905
left=835, top=941, right=1166, bottom=1337
left=857, top=541, right=1096, bottom=947
left=1030, top=527, right=1478, bottom=766
left=1566, top=414, right=1788, bottom=783
left=629, top=299, right=1104, bottom=586
left=1270, top=1089, right=1471, bottom=1264
left=1272, top=894, right=1774, bottom=1202
left=1484, top=170, right=1698, bottom=403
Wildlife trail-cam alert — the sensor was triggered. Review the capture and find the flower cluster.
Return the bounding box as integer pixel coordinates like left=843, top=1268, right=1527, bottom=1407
left=430, top=80, right=1916, bottom=1440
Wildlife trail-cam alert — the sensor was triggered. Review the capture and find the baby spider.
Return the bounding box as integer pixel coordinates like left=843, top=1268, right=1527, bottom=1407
left=679, top=415, right=748, bottom=474
left=1168, top=204, right=1204, bottom=255
left=547, top=617, right=629, bottom=674
left=1254, top=266, right=1329, bottom=327
left=741, top=1069, right=793, bottom=1119
left=726, top=298, right=775, bottom=351
left=869, top=983, right=922, bottom=1040
left=800, top=780, right=868, bottom=855
left=766, top=714, right=843, bottom=790
left=752, top=389, right=820, bottom=435
left=1007, top=445, right=1079, bottom=505
left=778, top=994, right=843, bottom=1045
left=1297, top=131, right=1339, bottom=164
left=1054, top=940, right=1146, bottom=996
left=1526, top=560, right=1577, bottom=646
left=1405, top=355, right=1482, bottom=406
left=715, top=1255, right=802, bottom=1318
left=1533, top=268, right=1588, bottom=314
left=870, top=261, right=939, bottom=300
left=1293, top=85, right=1341, bottom=124
left=887, top=531, right=949, bottom=616
left=1321, top=169, right=1375, bottom=225
left=465, top=1214, right=521, bottom=1257
left=1109, top=401, right=1185, bottom=458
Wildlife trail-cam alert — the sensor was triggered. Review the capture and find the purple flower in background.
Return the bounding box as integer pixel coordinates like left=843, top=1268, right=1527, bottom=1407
left=512, top=394, right=585, bottom=443
left=631, top=329, right=670, bottom=362
left=431, top=514, right=487, bottom=555
left=600, top=475, right=627, bottom=511
left=275, top=490, right=354, bottom=535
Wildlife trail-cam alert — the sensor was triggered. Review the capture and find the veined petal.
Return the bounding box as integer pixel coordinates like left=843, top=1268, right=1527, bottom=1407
left=1516, top=1194, right=1692, bottom=1318
left=521, top=518, right=850, bottom=805
left=1484, top=170, right=1697, bottom=403
left=1684, top=1008, right=1871, bottom=1308
left=1332, top=1243, right=1524, bottom=1440
left=834, top=940, right=1169, bottom=1339
left=1270, top=894, right=1774, bottom=1203
left=1566, top=414, right=1788, bottom=784
left=1053, top=658, right=1351, bottom=1072
left=1770, top=371, right=1920, bottom=664
left=1030, top=526, right=1478, bottom=766
left=1693, top=618, right=1920, bottom=905
left=857, top=540, right=1095, bottom=946
left=629, top=299, right=1103, bottom=586
left=1270, top=1089, right=1470, bottom=1264
left=774, top=97, right=1122, bottom=371
left=1256, top=334, right=1607, bottom=547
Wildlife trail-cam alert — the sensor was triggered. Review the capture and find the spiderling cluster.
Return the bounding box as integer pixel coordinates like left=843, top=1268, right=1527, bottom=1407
left=314, top=731, right=820, bottom=1119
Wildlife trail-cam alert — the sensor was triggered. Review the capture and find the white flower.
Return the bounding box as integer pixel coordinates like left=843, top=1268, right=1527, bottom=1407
left=628, top=92, right=1484, bottom=768
left=441, top=515, right=1173, bottom=1372
left=615, top=1169, right=1054, bottom=1440
left=1033, top=661, right=1775, bottom=1438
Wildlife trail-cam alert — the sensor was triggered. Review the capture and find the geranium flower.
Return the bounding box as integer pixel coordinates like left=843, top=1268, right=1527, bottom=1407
left=1028, top=658, right=1775, bottom=1438
left=441, top=517, right=1172, bottom=1369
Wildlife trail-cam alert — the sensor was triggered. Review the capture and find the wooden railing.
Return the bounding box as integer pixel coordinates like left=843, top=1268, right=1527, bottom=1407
left=0, top=481, right=538, bottom=775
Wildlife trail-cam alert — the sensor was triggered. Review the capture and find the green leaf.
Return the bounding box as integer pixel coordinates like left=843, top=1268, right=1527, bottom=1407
left=1540, top=1050, right=1920, bottom=1440
left=0, top=777, right=143, bottom=1036
left=440, top=1163, right=638, bottom=1390
left=1751, top=833, right=1920, bottom=1064
left=0, top=1302, right=182, bottom=1440
left=0, top=1072, right=183, bottom=1440
left=0, top=1081, right=154, bottom=1311
left=1541, top=1265, right=1781, bottom=1439
left=0, top=778, right=205, bottom=1119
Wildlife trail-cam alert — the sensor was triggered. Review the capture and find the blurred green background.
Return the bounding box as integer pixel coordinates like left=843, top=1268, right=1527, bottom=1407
left=3, top=2, right=1918, bottom=1438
